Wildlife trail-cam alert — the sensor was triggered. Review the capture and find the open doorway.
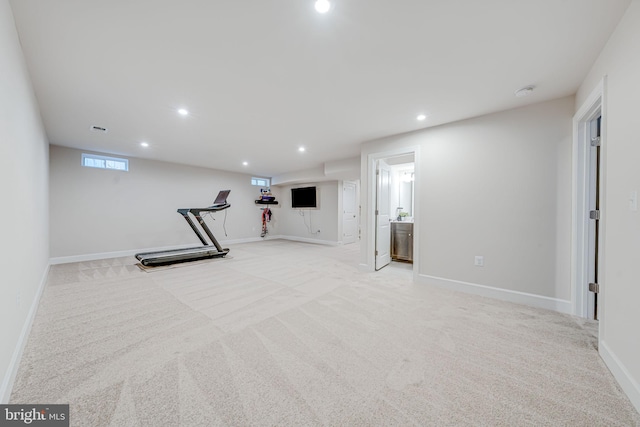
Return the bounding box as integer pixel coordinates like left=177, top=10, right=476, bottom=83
left=387, top=157, right=415, bottom=271
left=587, top=114, right=601, bottom=320
left=366, top=149, right=419, bottom=276
left=572, top=79, right=605, bottom=321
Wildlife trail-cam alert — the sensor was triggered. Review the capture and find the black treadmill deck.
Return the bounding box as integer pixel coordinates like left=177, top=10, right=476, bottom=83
left=135, top=246, right=229, bottom=266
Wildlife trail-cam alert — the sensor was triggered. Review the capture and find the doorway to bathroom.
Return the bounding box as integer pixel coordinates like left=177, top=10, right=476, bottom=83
left=369, top=150, right=417, bottom=274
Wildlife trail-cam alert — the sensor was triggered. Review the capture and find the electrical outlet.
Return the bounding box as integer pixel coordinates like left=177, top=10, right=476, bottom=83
left=474, top=256, right=484, bottom=267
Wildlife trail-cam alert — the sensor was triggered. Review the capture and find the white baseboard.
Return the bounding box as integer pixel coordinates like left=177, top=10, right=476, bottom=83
left=0, top=264, right=50, bottom=404
left=49, top=243, right=196, bottom=265
left=271, top=235, right=340, bottom=246
left=600, top=341, right=640, bottom=414
left=49, top=239, right=263, bottom=265
left=222, top=237, right=266, bottom=245
left=359, top=263, right=374, bottom=272
left=50, top=237, right=339, bottom=265
left=227, top=236, right=338, bottom=246
left=418, top=274, right=573, bottom=314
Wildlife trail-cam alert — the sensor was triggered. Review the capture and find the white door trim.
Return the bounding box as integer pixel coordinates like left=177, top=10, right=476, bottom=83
left=571, top=77, right=606, bottom=321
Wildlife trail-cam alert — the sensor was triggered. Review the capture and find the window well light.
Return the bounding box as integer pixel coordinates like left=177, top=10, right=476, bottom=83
left=242, top=161, right=248, bottom=166
left=178, top=108, right=189, bottom=116
left=417, top=114, right=427, bottom=121
left=140, top=142, right=149, bottom=148
left=315, top=0, right=331, bottom=13
left=298, top=146, right=306, bottom=152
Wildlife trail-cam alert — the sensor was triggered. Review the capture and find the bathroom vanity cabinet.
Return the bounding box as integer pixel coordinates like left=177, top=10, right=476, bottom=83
left=391, top=221, right=413, bottom=263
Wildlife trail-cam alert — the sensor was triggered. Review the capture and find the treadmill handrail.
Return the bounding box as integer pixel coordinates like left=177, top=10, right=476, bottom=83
left=177, top=209, right=208, bottom=245
left=186, top=203, right=230, bottom=215
left=136, top=193, right=231, bottom=267
left=176, top=204, right=230, bottom=252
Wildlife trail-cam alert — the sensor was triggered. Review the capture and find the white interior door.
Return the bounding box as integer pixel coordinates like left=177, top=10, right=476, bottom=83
left=342, top=181, right=358, bottom=244
left=376, top=160, right=391, bottom=270
left=587, top=115, right=601, bottom=320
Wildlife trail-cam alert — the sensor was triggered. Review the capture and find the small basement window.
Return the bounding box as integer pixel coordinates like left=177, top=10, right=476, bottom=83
left=81, top=153, right=129, bottom=171
left=251, top=177, right=270, bottom=187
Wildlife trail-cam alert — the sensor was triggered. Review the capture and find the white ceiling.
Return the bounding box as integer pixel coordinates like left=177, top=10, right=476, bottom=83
left=10, top=0, right=630, bottom=178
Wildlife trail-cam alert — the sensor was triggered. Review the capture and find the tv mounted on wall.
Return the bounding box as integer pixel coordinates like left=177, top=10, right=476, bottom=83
left=291, top=186, right=317, bottom=208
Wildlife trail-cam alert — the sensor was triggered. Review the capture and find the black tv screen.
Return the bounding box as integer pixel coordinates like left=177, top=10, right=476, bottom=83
left=291, top=186, right=317, bottom=208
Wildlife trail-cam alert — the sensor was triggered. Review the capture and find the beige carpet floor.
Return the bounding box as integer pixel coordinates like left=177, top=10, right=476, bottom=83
left=10, top=240, right=640, bottom=426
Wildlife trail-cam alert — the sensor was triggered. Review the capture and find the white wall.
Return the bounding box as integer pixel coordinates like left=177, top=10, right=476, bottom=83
left=50, top=146, right=268, bottom=260
left=361, top=96, right=574, bottom=308
left=272, top=156, right=360, bottom=186
left=576, top=0, right=640, bottom=412
left=271, top=181, right=340, bottom=244
left=0, top=0, right=49, bottom=402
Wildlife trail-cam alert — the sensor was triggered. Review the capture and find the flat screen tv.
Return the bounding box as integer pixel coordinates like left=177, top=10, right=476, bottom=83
left=291, top=186, right=317, bottom=208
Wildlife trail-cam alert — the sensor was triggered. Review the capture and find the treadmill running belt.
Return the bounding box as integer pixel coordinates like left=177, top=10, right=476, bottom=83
left=136, top=246, right=229, bottom=266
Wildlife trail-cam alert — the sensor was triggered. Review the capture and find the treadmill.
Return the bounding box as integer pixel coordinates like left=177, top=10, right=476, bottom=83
left=135, top=190, right=231, bottom=267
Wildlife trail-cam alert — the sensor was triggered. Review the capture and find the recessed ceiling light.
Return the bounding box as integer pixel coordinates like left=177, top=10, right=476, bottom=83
left=515, top=86, right=535, bottom=97
left=315, top=0, right=331, bottom=13
left=417, top=114, right=427, bottom=121
left=140, top=142, right=149, bottom=147
left=242, top=161, right=248, bottom=166
left=298, top=147, right=306, bottom=152
left=178, top=108, right=189, bottom=116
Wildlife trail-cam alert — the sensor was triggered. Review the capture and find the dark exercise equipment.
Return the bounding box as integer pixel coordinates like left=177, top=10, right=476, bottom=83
left=135, top=190, right=231, bottom=267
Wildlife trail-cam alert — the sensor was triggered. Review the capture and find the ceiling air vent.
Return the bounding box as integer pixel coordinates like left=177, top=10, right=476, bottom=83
left=90, top=125, right=108, bottom=133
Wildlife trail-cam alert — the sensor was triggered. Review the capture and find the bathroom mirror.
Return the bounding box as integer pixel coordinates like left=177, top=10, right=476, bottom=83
left=398, top=178, right=413, bottom=217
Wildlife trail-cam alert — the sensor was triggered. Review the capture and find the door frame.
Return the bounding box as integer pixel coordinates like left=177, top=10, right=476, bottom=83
left=364, top=146, right=420, bottom=279
left=341, top=180, right=359, bottom=244
left=572, top=78, right=607, bottom=324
